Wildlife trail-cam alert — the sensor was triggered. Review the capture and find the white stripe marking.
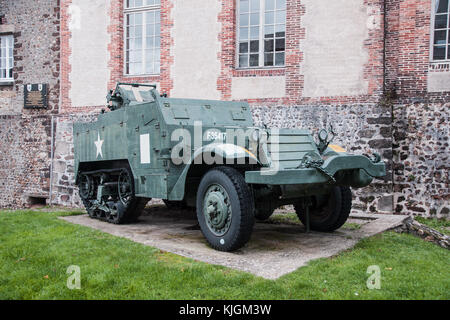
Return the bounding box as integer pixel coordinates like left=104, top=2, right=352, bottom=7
left=140, top=134, right=151, bottom=164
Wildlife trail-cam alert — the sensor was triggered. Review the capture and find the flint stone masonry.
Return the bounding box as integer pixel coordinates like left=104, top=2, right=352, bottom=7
left=393, top=103, right=449, bottom=219
left=0, top=0, right=60, bottom=208
left=0, top=115, right=52, bottom=207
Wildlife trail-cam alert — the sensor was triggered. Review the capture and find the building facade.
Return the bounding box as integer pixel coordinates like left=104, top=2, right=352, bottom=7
left=0, top=0, right=448, bottom=218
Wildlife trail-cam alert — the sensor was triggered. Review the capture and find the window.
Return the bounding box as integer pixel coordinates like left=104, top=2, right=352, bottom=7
left=124, top=0, right=161, bottom=75
left=237, top=0, right=286, bottom=68
left=0, top=35, right=13, bottom=81
left=432, top=0, right=450, bottom=61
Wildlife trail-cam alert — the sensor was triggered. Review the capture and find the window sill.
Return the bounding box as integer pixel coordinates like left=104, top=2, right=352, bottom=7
left=123, top=74, right=160, bottom=77
left=429, top=61, right=450, bottom=72
left=235, top=66, right=285, bottom=71
left=232, top=67, right=286, bottom=77
left=0, top=80, right=14, bottom=86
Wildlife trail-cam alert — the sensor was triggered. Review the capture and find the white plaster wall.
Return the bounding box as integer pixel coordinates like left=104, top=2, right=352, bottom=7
left=69, top=0, right=110, bottom=107
left=231, top=76, right=286, bottom=100
left=427, top=72, right=450, bottom=92
left=171, top=0, right=222, bottom=100
left=300, top=0, right=370, bottom=97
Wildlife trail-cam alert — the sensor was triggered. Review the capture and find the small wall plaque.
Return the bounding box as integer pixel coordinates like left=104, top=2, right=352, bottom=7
left=24, top=83, right=48, bottom=109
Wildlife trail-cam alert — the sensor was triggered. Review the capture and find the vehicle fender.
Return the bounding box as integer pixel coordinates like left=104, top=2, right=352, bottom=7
left=168, top=143, right=259, bottom=200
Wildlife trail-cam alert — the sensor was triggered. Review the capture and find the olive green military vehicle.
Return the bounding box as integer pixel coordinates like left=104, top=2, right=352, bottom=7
left=74, top=83, right=385, bottom=252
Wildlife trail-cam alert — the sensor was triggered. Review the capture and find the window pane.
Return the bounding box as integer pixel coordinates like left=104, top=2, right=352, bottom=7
left=265, top=25, right=274, bottom=38
left=135, top=13, right=143, bottom=25
left=250, top=0, right=260, bottom=12
left=436, top=0, right=449, bottom=13
left=249, top=54, right=259, bottom=66
left=275, top=10, right=285, bottom=24
left=275, top=52, right=284, bottom=65
left=250, top=40, right=259, bottom=52
left=264, top=53, right=274, bottom=66
left=240, top=14, right=249, bottom=26
left=276, top=0, right=286, bottom=10
left=265, top=0, right=275, bottom=11
left=240, top=27, right=249, bottom=40
left=275, top=38, right=285, bottom=51
left=265, top=12, right=274, bottom=24
left=135, top=38, right=142, bottom=50
left=433, top=45, right=446, bottom=59
left=264, top=39, right=274, bottom=52
left=239, top=42, right=248, bottom=53
left=240, top=0, right=249, bottom=13
left=155, top=36, right=161, bottom=47
left=146, top=50, right=153, bottom=67
left=448, top=45, right=450, bottom=59
left=434, top=30, right=447, bottom=44
left=135, top=0, right=143, bottom=7
left=435, top=14, right=447, bottom=29
left=147, top=11, right=155, bottom=24
left=275, top=24, right=285, bottom=37
left=146, top=37, right=154, bottom=48
left=250, top=13, right=259, bottom=25
left=147, top=24, right=155, bottom=36
left=239, top=54, right=249, bottom=67
left=250, top=26, right=259, bottom=39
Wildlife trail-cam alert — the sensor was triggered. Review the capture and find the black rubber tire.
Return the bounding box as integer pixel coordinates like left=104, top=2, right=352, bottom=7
left=163, top=199, right=188, bottom=210
left=331, top=186, right=352, bottom=230
left=294, top=186, right=352, bottom=232
left=254, top=207, right=275, bottom=221
left=196, top=166, right=255, bottom=252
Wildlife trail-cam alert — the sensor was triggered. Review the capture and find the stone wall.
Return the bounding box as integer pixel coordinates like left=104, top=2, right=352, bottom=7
left=393, top=103, right=449, bottom=219
left=0, top=115, right=52, bottom=207
left=0, top=0, right=60, bottom=208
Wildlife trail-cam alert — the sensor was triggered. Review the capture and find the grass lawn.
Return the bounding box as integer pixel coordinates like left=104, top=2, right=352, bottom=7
left=0, top=209, right=449, bottom=300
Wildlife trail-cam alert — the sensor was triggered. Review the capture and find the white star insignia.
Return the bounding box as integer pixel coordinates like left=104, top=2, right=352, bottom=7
left=94, top=132, right=104, bottom=158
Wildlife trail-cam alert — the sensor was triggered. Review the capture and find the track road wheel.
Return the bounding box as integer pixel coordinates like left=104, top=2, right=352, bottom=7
left=112, top=167, right=149, bottom=224
left=196, top=167, right=255, bottom=252
left=294, top=186, right=352, bottom=232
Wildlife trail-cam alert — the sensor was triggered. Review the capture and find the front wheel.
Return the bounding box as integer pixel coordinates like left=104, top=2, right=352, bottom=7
left=196, top=167, right=255, bottom=252
left=294, top=186, right=352, bottom=232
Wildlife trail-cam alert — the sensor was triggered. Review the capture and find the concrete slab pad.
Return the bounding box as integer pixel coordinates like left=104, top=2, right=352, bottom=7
left=60, top=205, right=407, bottom=279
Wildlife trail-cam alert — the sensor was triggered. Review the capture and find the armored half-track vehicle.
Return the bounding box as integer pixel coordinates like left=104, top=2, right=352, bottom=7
left=74, top=83, right=385, bottom=252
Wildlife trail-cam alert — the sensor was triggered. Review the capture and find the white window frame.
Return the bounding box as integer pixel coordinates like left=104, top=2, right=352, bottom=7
left=0, top=34, right=14, bottom=82
left=236, top=0, right=286, bottom=69
left=123, top=0, right=161, bottom=76
left=430, top=0, right=450, bottom=62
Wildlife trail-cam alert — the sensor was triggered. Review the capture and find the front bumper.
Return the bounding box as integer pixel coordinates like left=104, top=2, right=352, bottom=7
left=245, top=154, right=386, bottom=186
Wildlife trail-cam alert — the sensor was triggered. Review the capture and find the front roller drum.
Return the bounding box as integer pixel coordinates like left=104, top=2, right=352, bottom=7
left=196, top=167, right=255, bottom=252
